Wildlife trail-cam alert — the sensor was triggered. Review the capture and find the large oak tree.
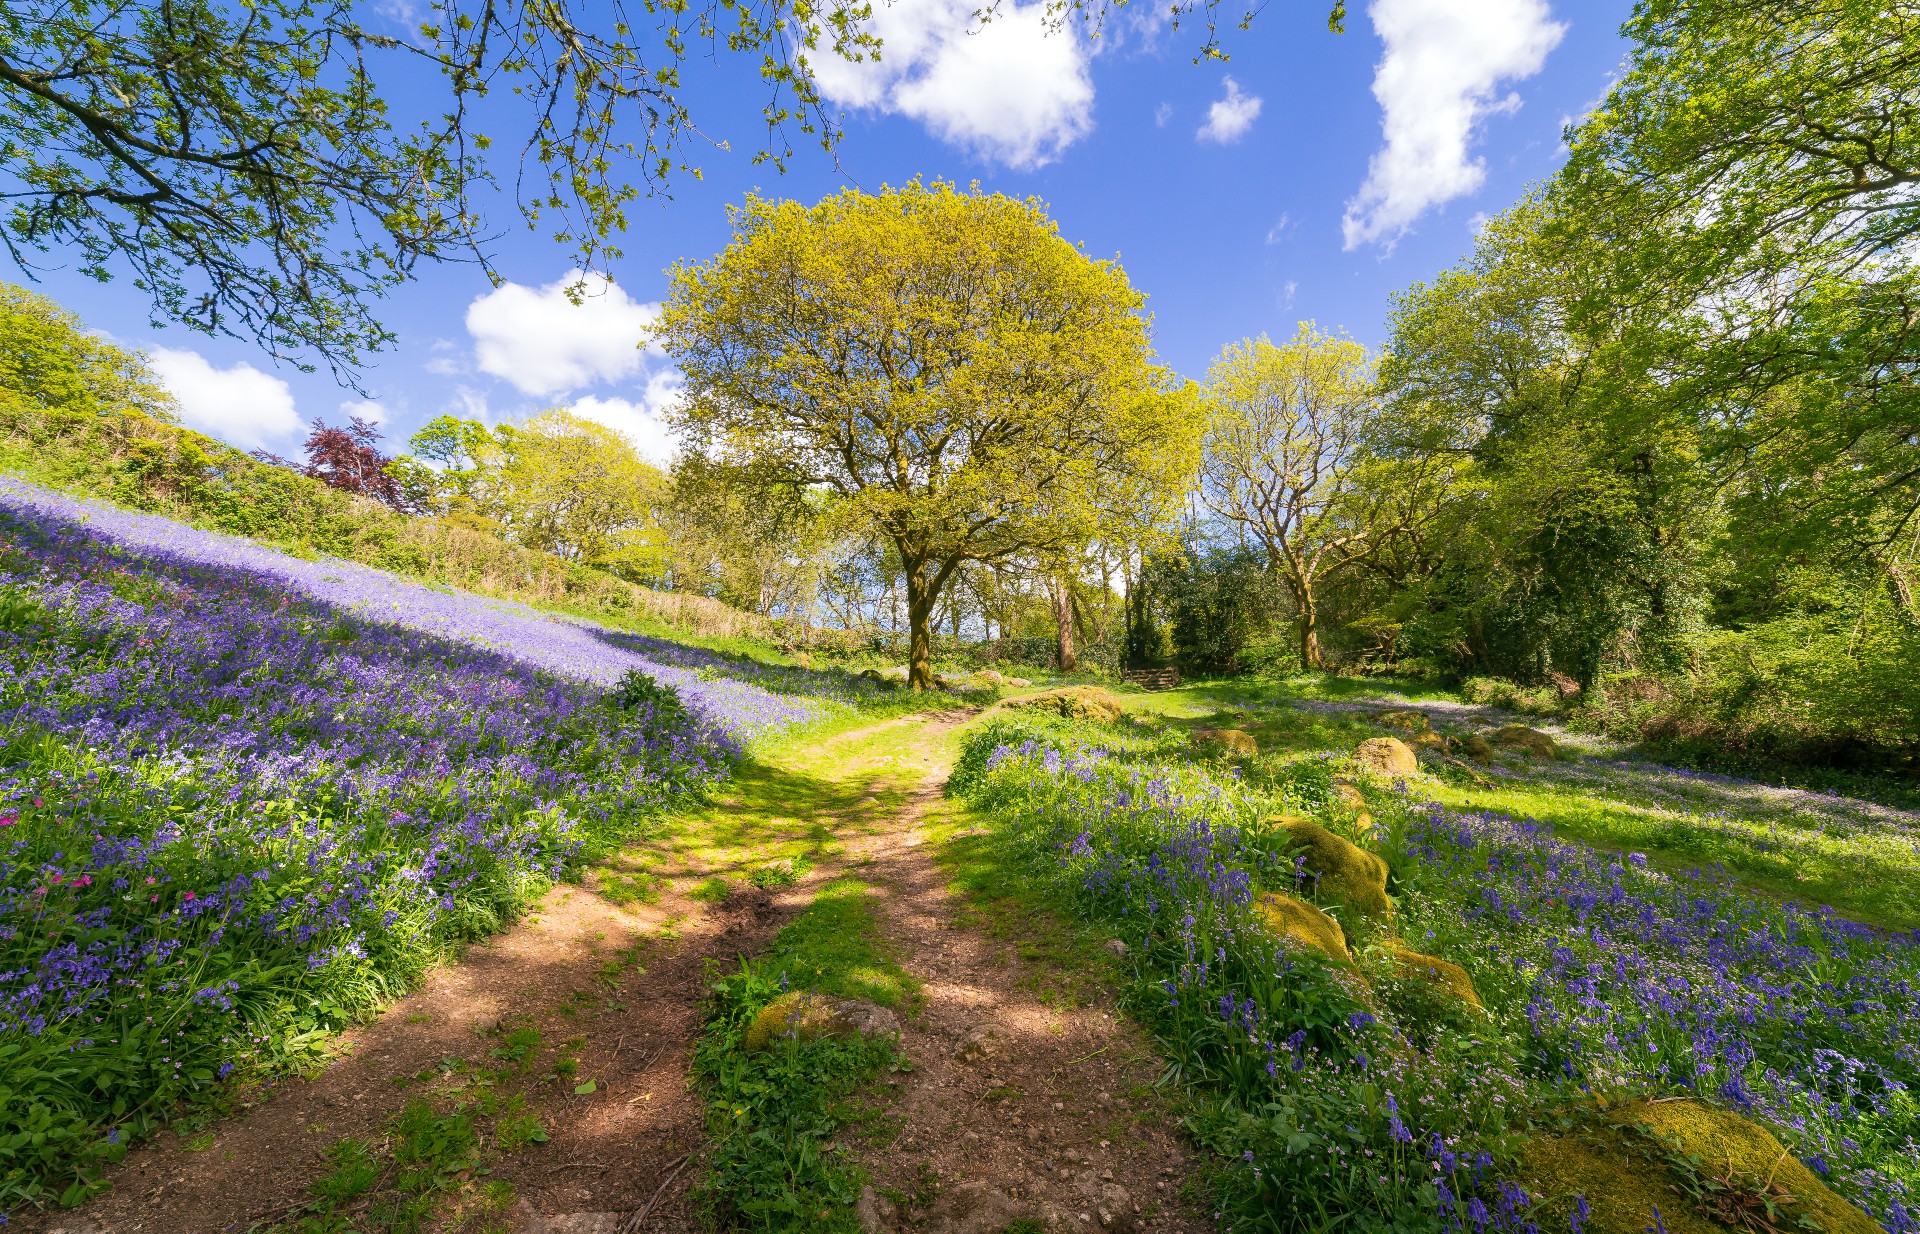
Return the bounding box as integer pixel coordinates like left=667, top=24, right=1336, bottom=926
left=653, top=181, right=1199, bottom=689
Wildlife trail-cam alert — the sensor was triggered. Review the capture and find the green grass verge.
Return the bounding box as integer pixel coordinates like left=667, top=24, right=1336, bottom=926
left=693, top=876, right=916, bottom=1232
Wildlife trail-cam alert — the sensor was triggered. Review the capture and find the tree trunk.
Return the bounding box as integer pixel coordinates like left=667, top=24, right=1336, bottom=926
left=1298, top=586, right=1321, bottom=672
left=905, top=564, right=937, bottom=690
left=1052, top=576, right=1078, bottom=672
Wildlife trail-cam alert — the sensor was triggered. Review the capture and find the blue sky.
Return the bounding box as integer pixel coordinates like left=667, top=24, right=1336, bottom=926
left=23, top=0, right=1631, bottom=465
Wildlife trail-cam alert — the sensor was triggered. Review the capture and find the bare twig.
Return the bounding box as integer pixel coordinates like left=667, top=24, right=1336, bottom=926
left=619, top=1151, right=695, bottom=1233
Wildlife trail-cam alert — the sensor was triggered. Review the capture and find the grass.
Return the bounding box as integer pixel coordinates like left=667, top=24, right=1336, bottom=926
left=763, top=875, right=918, bottom=1009
left=259, top=1051, right=558, bottom=1234
left=1424, top=768, right=1920, bottom=932
left=930, top=798, right=1126, bottom=1012
left=1110, top=675, right=1920, bottom=933
left=590, top=708, right=944, bottom=924
left=692, top=877, right=914, bottom=1232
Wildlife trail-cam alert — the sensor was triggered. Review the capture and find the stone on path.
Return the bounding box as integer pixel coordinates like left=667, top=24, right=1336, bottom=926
left=512, top=1205, right=625, bottom=1234
left=741, top=992, right=900, bottom=1051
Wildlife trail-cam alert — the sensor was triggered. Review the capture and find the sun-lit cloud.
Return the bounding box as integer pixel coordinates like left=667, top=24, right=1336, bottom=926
left=569, top=372, right=684, bottom=468
left=805, top=0, right=1095, bottom=168
left=465, top=272, right=658, bottom=398
left=148, top=348, right=303, bottom=451
left=1196, top=76, right=1262, bottom=144
left=1341, top=0, right=1565, bottom=249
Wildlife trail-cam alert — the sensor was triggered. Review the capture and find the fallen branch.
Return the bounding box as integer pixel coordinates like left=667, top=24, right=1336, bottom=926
left=619, top=1151, right=695, bottom=1233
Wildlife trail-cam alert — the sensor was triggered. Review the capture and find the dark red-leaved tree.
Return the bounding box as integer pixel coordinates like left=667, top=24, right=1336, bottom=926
left=256, top=416, right=410, bottom=511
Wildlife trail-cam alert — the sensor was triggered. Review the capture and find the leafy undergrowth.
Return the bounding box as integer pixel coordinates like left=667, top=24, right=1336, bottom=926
left=694, top=877, right=916, bottom=1231
left=947, top=710, right=1920, bottom=1234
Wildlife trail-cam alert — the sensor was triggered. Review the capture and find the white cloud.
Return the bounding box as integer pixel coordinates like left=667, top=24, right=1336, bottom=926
left=1280, top=280, right=1298, bottom=308
left=569, top=373, right=684, bottom=467
left=1196, top=76, right=1262, bottom=144
left=1154, top=102, right=1173, bottom=128
left=1341, top=0, right=1565, bottom=249
left=466, top=272, right=658, bottom=398
left=338, top=398, right=391, bottom=425
left=148, top=348, right=302, bottom=451
left=1467, top=211, right=1491, bottom=236
left=806, top=0, right=1094, bottom=168
left=1265, top=213, right=1293, bottom=244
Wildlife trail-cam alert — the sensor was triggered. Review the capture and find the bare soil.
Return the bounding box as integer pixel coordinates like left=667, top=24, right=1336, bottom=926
left=842, top=722, right=1209, bottom=1234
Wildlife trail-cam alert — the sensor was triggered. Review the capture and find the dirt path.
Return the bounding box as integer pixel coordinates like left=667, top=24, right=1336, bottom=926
left=26, top=714, right=1205, bottom=1234
left=842, top=721, right=1207, bottom=1234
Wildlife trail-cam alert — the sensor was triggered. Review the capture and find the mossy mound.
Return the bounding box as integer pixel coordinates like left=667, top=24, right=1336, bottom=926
left=1353, top=736, right=1419, bottom=778
left=1459, top=732, right=1495, bottom=761
left=1371, top=708, right=1431, bottom=733
left=1007, top=686, right=1124, bottom=723
left=1518, top=1101, right=1880, bottom=1234
left=1391, top=947, right=1481, bottom=1008
left=1194, top=727, right=1258, bottom=755
left=1270, top=817, right=1393, bottom=923
left=1494, top=724, right=1559, bottom=759
left=1252, top=892, right=1351, bottom=964
left=1332, top=783, right=1368, bottom=813
left=740, top=991, right=901, bottom=1052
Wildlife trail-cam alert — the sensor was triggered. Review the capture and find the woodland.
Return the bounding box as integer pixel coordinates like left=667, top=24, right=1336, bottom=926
left=0, top=1, right=1914, bottom=1234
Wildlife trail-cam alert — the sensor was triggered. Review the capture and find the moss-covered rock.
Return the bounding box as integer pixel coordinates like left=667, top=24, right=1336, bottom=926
left=1494, top=724, right=1559, bottom=759
left=1007, top=686, right=1124, bottom=723
left=741, top=992, right=901, bottom=1052
left=1518, top=1101, right=1880, bottom=1234
left=1269, top=817, right=1393, bottom=923
left=1194, top=727, right=1258, bottom=755
left=1354, top=736, right=1419, bottom=778
left=1459, top=732, right=1495, bottom=761
left=1371, top=708, right=1431, bottom=733
left=1332, top=783, right=1368, bottom=813
left=1391, top=947, right=1481, bottom=1008
left=1252, top=892, right=1351, bottom=964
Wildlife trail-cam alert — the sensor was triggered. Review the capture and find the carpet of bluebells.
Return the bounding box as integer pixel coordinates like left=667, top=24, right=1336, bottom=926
left=951, top=715, right=1920, bottom=1234
left=0, top=482, right=827, bottom=1207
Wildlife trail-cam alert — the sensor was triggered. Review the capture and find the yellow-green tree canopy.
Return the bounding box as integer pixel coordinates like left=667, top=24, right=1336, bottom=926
left=1200, top=323, right=1454, bottom=671
left=653, top=181, right=1199, bottom=688
left=399, top=410, right=667, bottom=579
